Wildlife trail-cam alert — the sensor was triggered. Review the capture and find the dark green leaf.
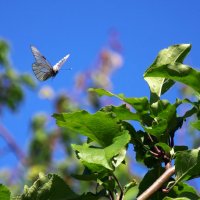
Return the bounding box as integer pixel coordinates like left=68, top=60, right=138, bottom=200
left=172, top=146, right=188, bottom=153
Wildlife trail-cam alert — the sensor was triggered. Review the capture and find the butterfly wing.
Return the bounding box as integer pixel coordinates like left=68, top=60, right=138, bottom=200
left=53, top=54, right=70, bottom=72
left=32, top=62, right=54, bottom=81
left=31, top=46, right=54, bottom=81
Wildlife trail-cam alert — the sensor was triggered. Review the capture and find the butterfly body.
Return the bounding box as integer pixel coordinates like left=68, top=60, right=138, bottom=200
left=31, top=46, right=70, bottom=81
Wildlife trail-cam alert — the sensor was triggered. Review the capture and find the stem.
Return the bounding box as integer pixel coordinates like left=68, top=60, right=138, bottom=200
left=113, top=173, right=124, bottom=200
left=108, top=190, right=114, bottom=200
left=149, top=150, right=159, bottom=157
left=137, top=166, right=175, bottom=200
left=147, top=133, right=161, bottom=154
left=108, top=176, right=115, bottom=200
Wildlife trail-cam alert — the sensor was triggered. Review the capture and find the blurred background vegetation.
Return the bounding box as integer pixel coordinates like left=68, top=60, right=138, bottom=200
left=0, top=38, right=141, bottom=197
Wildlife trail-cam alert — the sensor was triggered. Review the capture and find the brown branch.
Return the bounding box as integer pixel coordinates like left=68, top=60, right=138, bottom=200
left=137, top=166, right=175, bottom=200
left=0, top=124, right=26, bottom=165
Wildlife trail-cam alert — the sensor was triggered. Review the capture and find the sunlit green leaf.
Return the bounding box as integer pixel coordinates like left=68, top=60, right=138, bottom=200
left=53, top=110, right=128, bottom=147
left=144, top=44, right=191, bottom=103
left=145, top=62, right=200, bottom=95
left=72, top=131, right=130, bottom=172
left=88, top=88, right=116, bottom=97
left=89, top=88, right=149, bottom=113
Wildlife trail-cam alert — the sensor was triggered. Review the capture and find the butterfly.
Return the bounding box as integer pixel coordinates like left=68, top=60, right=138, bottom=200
left=31, top=45, right=70, bottom=81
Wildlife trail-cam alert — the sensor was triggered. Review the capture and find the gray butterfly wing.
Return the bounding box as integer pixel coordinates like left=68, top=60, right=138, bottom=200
left=31, top=46, right=54, bottom=81
left=32, top=62, right=54, bottom=81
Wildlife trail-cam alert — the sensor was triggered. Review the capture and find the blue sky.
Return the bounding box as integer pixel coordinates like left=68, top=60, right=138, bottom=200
left=0, top=0, right=200, bottom=182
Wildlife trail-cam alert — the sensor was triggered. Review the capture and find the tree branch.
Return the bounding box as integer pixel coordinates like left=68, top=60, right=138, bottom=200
left=0, top=124, right=26, bottom=165
left=137, top=166, right=175, bottom=200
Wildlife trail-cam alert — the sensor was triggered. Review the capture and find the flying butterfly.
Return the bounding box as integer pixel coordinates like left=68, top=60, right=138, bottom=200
left=31, top=45, right=70, bottom=81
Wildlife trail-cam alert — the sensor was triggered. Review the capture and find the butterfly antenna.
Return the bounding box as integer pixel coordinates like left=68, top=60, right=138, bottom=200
left=60, top=67, right=72, bottom=71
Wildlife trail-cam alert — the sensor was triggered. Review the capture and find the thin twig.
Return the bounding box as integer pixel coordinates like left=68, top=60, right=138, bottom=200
left=137, top=166, right=175, bottom=200
left=0, top=124, right=26, bottom=165
left=108, top=190, right=114, bottom=200
left=147, top=133, right=161, bottom=154
left=149, top=150, right=159, bottom=157
left=112, top=173, right=124, bottom=200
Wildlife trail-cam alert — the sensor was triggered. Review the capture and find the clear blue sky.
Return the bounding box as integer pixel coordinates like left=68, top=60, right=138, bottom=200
left=0, top=1, right=200, bottom=178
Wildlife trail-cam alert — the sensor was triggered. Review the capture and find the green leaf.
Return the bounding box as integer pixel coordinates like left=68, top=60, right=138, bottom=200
left=144, top=44, right=191, bottom=103
left=124, top=185, right=138, bottom=200
left=72, top=144, right=113, bottom=171
left=100, top=104, right=140, bottom=121
left=175, top=149, right=200, bottom=182
left=143, top=103, right=177, bottom=138
left=144, top=62, right=200, bottom=95
left=72, top=131, right=130, bottom=172
left=150, top=99, right=171, bottom=116
left=172, top=182, right=200, bottom=200
left=89, top=88, right=149, bottom=113
left=170, top=146, right=189, bottom=157
left=173, top=146, right=189, bottom=152
left=164, top=183, right=200, bottom=200
left=16, top=173, right=78, bottom=200
left=163, top=182, right=200, bottom=200
left=143, top=118, right=168, bottom=137
left=53, top=110, right=127, bottom=147
left=0, top=184, right=10, bottom=200
left=156, top=142, right=171, bottom=153
left=121, top=97, right=149, bottom=113
left=88, top=88, right=116, bottom=97
left=165, top=149, right=200, bottom=191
